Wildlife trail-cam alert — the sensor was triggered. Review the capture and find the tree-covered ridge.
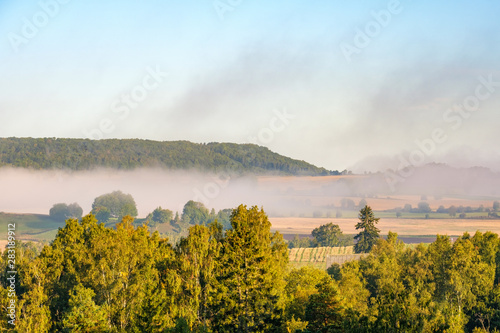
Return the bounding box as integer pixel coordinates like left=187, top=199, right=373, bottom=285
left=0, top=138, right=337, bottom=175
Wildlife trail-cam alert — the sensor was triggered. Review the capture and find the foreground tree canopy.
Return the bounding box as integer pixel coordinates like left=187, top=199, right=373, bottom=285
left=2, top=205, right=500, bottom=332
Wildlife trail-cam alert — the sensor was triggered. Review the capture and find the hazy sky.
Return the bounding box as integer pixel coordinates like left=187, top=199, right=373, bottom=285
left=1, top=0, right=499, bottom=171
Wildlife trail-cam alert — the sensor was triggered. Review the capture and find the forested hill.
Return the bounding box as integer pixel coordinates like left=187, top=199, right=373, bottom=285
left=0, top=137, right=337, bottom=175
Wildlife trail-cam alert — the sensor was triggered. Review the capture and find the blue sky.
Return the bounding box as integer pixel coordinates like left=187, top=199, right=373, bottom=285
left=1, top=0, right=499, bottom=171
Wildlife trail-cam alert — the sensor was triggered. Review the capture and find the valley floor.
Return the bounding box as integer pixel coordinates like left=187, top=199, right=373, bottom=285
left=271, top=216, right=500, bottom=237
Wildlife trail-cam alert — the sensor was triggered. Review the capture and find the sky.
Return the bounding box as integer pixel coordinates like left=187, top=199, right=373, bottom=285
left=1, top=0, right=500, bottom=172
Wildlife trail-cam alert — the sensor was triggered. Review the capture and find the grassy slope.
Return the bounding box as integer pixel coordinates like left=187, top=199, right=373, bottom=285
left=0, top=212, right=63, bottom=241
left=0, top=213, right=183, bottom=243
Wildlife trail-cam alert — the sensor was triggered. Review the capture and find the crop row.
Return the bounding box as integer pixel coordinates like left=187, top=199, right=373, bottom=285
left=289, top=246, right=354, bottom=263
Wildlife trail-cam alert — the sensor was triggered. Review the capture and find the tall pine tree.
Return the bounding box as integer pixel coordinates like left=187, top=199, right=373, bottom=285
left=354, top=205, right=380, bottom=253
left=212, top=205, right=288, bottom=332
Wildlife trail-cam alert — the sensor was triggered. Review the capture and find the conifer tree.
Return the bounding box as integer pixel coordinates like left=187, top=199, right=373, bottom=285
left=212, top=205, right=288, bottom=332
left=304, top=277, right=345, bottom=332
left=354, top=205, right=380, bottom=253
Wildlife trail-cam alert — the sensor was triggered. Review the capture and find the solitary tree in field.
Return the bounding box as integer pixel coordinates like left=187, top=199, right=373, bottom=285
left=417, top=201, right=431, bottom=213
left=49, top=203, right=83, bottom=222
left=312, top=223, right=344, bottom=247
left=181, top=200, right=209, bottom=225
left=448, top=205, right=457, bottom=217
left=146, top=206, right=173, bottom=226
left=91, top=190, right=138, bottom=221
left=358, top=198, right=367, bottom=210
left=354, top=205, right=380, bottom=253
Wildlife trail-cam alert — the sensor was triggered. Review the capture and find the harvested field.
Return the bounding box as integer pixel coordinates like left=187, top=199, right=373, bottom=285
left=288, top=246, right=356, bottom=270
left=272, top=217, right=500, bottom=236
left=288, top=246, right=354, bottom=263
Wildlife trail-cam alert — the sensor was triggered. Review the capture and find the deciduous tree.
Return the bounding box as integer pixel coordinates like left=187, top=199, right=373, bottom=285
left=91, top=191, right=138, bottom=219
left=312, top=223, right=344, bottom=247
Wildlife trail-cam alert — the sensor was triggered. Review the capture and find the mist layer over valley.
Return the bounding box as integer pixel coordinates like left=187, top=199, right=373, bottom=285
left=2, top=163, right=499, bottom=218
left=0, top=167, right=261, bottom=216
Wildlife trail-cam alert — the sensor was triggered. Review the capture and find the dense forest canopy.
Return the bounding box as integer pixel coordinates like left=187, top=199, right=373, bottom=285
left=2, top=205, right=500, bottom=332
left=0, top=138, right=337, bottom=175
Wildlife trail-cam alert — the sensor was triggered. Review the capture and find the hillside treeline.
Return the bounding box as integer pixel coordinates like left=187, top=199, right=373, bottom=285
left=2, top=206, right=500, bottom=332
left=0, top=138, right=336, bottom=175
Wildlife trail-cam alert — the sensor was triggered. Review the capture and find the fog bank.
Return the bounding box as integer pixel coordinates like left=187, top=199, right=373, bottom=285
left=1, top=164, right=499, bottom=217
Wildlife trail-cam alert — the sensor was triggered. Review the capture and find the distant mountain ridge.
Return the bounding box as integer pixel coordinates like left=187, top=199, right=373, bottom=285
left=0, top=137, right=338, bottom=176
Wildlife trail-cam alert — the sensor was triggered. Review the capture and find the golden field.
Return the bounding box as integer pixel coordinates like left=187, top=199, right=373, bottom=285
left=256, top=175, right=500, bottom=236
left=271, top=216, right=500, bottom=236
left=288, top=246, right=354, bottom=262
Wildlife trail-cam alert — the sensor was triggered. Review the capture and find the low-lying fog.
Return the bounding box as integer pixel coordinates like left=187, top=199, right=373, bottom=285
left=0, top=168, right=270, bottom=216
left=1, top=164, right=500, bottom=217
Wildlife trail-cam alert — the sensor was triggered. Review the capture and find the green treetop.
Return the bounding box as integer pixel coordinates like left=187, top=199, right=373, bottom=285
left=354, top=205, right=380, bottom=254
